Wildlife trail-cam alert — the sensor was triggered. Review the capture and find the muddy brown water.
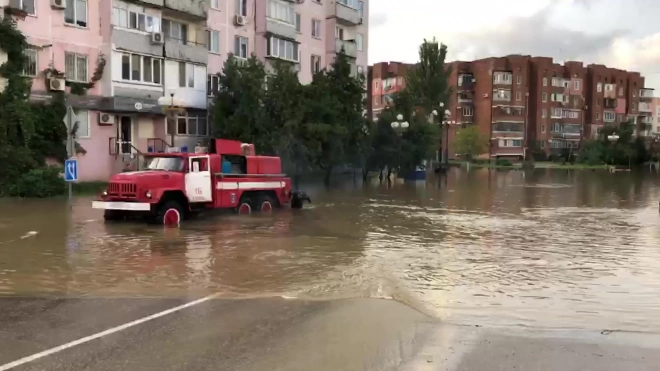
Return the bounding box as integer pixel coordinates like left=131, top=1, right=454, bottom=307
left=1, top=168, right=660, bottom=333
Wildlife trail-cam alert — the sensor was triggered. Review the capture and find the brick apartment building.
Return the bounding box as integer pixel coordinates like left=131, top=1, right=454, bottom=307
left=367, top=61, right=413, bottom=121
left=448, top=56, right=654, bottom=159
left=367, top=56, right=655, bottom=160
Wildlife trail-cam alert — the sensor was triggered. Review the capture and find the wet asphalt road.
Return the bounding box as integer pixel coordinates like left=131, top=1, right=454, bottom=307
left=2, top=296, right=660, bottom=371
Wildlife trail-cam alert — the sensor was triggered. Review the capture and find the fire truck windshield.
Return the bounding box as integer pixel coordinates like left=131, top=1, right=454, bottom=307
left=145, top=157, right=184, bottom=171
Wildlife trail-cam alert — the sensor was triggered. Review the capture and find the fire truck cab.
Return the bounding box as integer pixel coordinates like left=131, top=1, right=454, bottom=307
left=92, top=139, right=310, bottom=225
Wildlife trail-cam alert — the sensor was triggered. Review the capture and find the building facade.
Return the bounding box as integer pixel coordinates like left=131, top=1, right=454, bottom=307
left=367, top=61, right=412, bottom=121
left=447, top=56, right=653, bottom=159
left=0, top=0, right=369, bottom=181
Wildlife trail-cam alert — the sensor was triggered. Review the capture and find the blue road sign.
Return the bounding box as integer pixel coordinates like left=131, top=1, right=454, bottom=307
left=64, top=158, right=78, bottom=182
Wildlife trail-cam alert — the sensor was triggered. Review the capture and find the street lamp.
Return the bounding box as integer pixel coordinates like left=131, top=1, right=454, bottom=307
left=607, top=132, right=620, bottom=169
left=391, top=114, right=409, bottom=177
left=434, top=103, right=457, bottom=166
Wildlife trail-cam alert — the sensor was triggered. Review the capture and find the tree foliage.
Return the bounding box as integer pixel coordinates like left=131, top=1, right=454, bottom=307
left=405, top=38, right=452, bottom=116
left=211, top=51, right=365, bottom=185
left=0, top=14, right=66, bottom=197
left=576, top=121, right=650, bottom=166
left=454, top=125, right=488, bottom=160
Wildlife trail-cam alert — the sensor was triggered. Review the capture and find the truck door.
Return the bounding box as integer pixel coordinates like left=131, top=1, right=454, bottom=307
left=185, top=155, right=213, bottom=203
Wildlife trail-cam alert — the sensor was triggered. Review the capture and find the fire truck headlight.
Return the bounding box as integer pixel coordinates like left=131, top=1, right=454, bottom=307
left=102, top=190, right=108, bottom=196
left=146, top=191, right=152, bottom=199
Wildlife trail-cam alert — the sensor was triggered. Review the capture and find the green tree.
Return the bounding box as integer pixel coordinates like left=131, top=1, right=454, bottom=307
left=211, top=55, right=270, bottom=152
left=405, top=38, right=452, bottom=116
left=454, top=125, right=487, bottom=160
left=304, top=51, right=365, bottom=185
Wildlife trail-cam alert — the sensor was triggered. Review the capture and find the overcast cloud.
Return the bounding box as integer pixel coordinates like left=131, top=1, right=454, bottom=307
left=368, top=0, right=660, bottom=91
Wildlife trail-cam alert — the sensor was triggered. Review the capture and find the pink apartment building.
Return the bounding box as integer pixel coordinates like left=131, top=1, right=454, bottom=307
left=0, top=0, right=369, bottom=181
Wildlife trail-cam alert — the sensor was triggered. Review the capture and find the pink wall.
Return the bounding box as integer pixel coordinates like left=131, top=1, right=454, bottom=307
left=616, top=98, right=627, bottom=114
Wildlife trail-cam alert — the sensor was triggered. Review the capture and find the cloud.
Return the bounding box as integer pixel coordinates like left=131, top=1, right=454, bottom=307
left=447, top=4, right=627, bottom=63
left=369, top=12, right=389, bottom=28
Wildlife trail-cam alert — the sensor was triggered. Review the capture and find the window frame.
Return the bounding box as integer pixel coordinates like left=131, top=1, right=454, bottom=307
left=237, top=0, right=247, bottom=16
left=266, top=0, right=296, bottom=25
left=120, top=52, right=163, bottom=85
left=207, top=30, right=220, bottom=54
left=267, top=36, right=299, bottom=63
left=18, top=0, right=36, bottom=16
left=23, top=48, right=37, bottom=77
left=234, top=36, right=248, bottom=59
left=113, top=6, right=161, bottom=33
left=356, top=33, right=364, bottom=51
left=207, top=74, right=220, bottom=97
left=64, top=52, right=88, bottom=83
left=311, top=19, right=321, bottom=38
left=310, top=54, right=321, bottom=74
left=172, top=112, right=209, bottom=137
left=211, top=0, right=220, bottom=10
left=65, top=0, right=88, bottom=28
left=73, top=109, right=91, bottom=139
left=462, top=106, right=473, bottom=117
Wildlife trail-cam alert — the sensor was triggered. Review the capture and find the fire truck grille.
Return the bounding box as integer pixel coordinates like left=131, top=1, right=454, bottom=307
left=108, top=182, right=137, bottom=197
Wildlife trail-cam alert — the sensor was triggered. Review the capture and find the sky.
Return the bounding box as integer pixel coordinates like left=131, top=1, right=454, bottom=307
left=368, top=0, right=660, bottom=92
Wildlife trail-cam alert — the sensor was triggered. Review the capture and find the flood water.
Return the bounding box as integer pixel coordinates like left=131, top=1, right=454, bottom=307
left=1, top=168, right=660, bottom=333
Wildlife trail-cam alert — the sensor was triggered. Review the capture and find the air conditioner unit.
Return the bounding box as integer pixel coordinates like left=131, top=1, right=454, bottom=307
left=150, top=32, right=164, bottom=45
left=49, top=78, right=65, bottom=91
left=234, top=15, right=246, bottom=26
left=51, top=0, right=66, bottom=9
left=483, top=93, right=488, bottom=98
left=98, top=112, right=115, bottom=125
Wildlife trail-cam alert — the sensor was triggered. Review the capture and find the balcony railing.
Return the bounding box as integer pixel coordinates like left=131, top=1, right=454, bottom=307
left=336, top=39, right=357, bottom=58
left=335, top=1, right=361, bottom=25
left=638, top=102, right=652, bottom=112
left=164, top=34, right=208, bottom=65
left=640, top=88, right=654, bottom=99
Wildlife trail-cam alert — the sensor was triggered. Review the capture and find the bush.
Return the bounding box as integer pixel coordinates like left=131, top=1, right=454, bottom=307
left=495, top=158, right=513, bottom=167
left=8, top=166, right=66, bottom=198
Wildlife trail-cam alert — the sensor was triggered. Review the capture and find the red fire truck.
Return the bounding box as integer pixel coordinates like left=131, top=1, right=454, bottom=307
left=92, top=139, right=310, bottom=225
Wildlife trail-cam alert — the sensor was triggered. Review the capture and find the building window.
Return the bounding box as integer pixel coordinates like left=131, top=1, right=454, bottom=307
left=207, top=74, right=220, bottom=96
left=516, top=75, right=522, bottom=85
left=356, top=33, right=364, bottom=51
left=542, top=108, right=546, bottom=118
left=542, top=93, right=547, bottom=102
left=603, top=111, right=615, bottom=122
left=211, top=0, right=220, bottom=9
left=237, top=0, right=247, bottom=16
left=597, top=83, right=602, bottom=92
left=65, top=0, right=88, bottom=27
left=337, top=0, right=358, bottom=8
left=312, top=19, right=321, bottom=38
left=516, top=92, right=521, bottom=101
left=632, top=89, right=637, bottom=97
left=64, top=52, right=88, bottom=82
left=335, top=26, right=344, bottom=40
left=234, top=36, right=248, bottom=59
left=618, top=87, right=623, bottom=96
left=397, top=77, right=403, bottom=86
left=121, top=53, right=162, bottom=84
left=493, top=72, right=512, bottom=84
left=267, top=0, right=296, bottom=24
left=23, top=48, right=37, bottom=77
left=499, top=139, right=522, bottom=147
left=16, top=0, right=35, bottom=15
left=268, top=36, right=299, bottom=62
left=358, top=1, right=364, bottom=17
left=311, top=55, right=321, bottom=74
left=72, top=109, right=90, bottom=138
left=541, top=123, right=546, bottom=133
left=543, top=77, right=547, bottom=86
left=175, top=112, right=208, bottom=136
left=462, top=106, right=473, bottom=116
left=207, top=30, right=220, bottom=53
left=596, top=112, right=601, bottom=121
left=163, top=19, right=189, bottom=45
left=574, top=80, right=579, bottom=90
left=113, top=6, right=161, bottom=32
left=178, top=62, right=195, bottom=88
left=632, top=102, right=636, bottom=110
left=295, top=13, right=301, bottom=32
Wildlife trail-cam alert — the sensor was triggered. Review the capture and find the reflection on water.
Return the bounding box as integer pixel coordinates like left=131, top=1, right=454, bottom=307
left=1, top=169, right=660, bottom=332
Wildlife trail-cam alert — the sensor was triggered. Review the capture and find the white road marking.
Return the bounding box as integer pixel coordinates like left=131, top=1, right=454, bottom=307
left=0, top=294, right=220, bottom=371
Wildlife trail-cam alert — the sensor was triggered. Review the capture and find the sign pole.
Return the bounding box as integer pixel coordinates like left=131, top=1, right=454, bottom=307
left=66, top=105, right=74, bottom=210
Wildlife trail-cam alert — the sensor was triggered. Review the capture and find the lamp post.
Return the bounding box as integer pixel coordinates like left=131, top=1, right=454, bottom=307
left=391, top=114, right=409, bottom=177
left=607, top=132, right=619, bottom=170
left=434, top=103, right=456, bottom=167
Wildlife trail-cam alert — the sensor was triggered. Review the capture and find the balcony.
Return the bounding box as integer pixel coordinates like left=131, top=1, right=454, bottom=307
left=164, top=35, right=208, bottom=65
left=458, top=92, right=473, bottom=103
left=163, top=0, right=209, bottom=20
left=640, top=88, right=654, bottom=99
left=266, top=18, right=298, bottom=40
left=492, top=122, right=523, bottom=134
left=492, top=89, right=511, bottom=102
left=638, top=102, right=653, bottom=113
left=336, top=39, right=357, bottom=58
left=604, top=98, right=617, bottom=109
left=335, top=1, right=361, bottom=26
left=113, top=29, right=164, bottom=57
left=458, top=74, right=475, bottom=90
left=492, top=106, right=524, bottom=122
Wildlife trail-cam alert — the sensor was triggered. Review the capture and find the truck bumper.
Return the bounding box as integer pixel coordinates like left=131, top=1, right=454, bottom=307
left=92, top=201, right=152, bottom=211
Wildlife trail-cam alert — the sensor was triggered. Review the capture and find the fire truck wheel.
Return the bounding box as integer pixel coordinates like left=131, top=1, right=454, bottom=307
left=257, top=194, right=276, bottom=213
left=236, top=196, right=253, bottom=215
left=156, top=201, right=183, bottom=226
